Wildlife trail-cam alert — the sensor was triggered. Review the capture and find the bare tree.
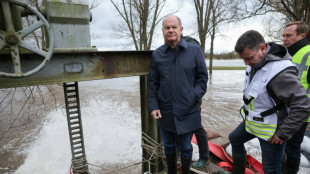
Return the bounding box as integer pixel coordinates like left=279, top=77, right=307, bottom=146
left=268, top=0, right=310, bottom=22
left=23, top=0, right=46, bottom=49
left=110, top=0, right=178, bottom=51
left=265, top=0, right=310, bottom=42
left=228, top=0, right=273, bottom=21
left=235, top=0, right=310, bottom=42
left=193, top=0, right=213, bottom=53
left=193, top=0, right=237, bottom=82
left=89, top=0, right=102, bottom=10
left=209, top=2, right=216, bottom=83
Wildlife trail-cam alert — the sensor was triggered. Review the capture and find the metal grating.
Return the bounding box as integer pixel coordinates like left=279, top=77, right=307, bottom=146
left=63, top=82, right=88, bottom=174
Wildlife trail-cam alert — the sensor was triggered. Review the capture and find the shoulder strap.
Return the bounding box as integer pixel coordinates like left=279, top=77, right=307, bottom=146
left=260, top=102, right=285, bottom=117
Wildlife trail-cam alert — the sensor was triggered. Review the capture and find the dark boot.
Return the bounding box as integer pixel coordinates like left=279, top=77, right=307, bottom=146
left=283, top=166, right=298, bottom=174
left=217, top=153, right=246, bottom=174
left=283, top=153, right=299, bottom=174
left=283, top=158, right=299, bottom=174
left=181, top=156, right=192, bottom=174
left=166, top=153, right=177, bottom=174
left=191, top=158, right=210, bottom=169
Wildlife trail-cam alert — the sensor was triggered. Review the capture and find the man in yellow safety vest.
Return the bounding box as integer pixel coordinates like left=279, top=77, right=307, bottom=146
left=282, top=21, right=310, bottom=174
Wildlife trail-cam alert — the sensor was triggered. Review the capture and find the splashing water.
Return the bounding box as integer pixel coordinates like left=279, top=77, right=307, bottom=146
left=15, top=96, right=142, bottom=174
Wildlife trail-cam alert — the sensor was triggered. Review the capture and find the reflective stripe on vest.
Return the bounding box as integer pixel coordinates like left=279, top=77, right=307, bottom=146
left=292, top=45, right=310, bottom=122
left=245, top=119, right=277, bottom=140
left=240, top=106, right=278, bottom=139
left=242, top=60, right=295, bottom=140
left=248, top=96, right=254, bottom=111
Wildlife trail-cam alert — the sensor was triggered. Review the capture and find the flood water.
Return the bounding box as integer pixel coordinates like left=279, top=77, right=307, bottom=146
left=0, top=59, right=309, bottom=173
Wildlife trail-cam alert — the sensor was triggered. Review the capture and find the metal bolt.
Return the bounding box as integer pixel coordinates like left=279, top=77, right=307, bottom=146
left=5, top=34, right=19, bottom=45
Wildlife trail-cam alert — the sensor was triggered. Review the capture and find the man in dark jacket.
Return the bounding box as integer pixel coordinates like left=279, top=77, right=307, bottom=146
left=182, top=36, right=210, bottom=169
left=282, top=21, right=310, bottom=174
left=148, top=15, right=208, bottom=174
left=218, top=30, right=310, bottom=174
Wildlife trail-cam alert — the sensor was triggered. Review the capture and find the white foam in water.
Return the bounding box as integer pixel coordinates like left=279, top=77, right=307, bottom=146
left=14, top=109, right=71, bottom=174
left=15, top=96, right=141, bottom=174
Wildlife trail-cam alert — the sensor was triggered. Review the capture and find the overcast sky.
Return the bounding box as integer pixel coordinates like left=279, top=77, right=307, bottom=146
left=89, top=0, right=266, bottom=53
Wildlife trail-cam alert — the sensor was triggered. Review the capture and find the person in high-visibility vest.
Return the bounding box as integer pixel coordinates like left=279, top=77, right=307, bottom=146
left=218, top=30, right=310, bottom=174
left=282, top=21, right=310, bottom=174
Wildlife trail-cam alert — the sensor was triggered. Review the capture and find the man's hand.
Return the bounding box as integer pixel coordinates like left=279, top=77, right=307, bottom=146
left=151, top=110, right=162, bottom=119
left=268, top=134, right=284, bottom=145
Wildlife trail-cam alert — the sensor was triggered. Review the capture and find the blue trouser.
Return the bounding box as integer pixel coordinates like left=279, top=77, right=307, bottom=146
left=285, top=122, right=309, bottom=172
left=229, top=122, right=285, bottom=174
left=160, top=128, right=193, bottom=159
left=194, top=127, right=210, bottom=160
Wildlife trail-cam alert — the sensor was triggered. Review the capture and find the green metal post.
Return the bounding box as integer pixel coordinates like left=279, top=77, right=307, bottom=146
left=140, top=75, right=164, bottom=173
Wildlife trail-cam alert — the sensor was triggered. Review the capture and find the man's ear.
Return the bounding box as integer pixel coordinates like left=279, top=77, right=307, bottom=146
left=260, top=43, right=267, bottom=55
left=301, top=33, right=307, bottom=38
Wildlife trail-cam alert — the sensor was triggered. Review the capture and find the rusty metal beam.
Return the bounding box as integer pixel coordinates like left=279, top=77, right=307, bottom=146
left=0, top=50, right=152, bottom=88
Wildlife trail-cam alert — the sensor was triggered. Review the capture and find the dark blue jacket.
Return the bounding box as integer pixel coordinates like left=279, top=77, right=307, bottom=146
left=148, top=38, right=208, bottom=135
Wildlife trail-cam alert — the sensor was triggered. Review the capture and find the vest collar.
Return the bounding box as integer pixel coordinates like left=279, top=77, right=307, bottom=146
left=288, top=37, right=309, bottom=56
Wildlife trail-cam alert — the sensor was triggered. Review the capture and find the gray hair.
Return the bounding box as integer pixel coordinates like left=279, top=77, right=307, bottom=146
left=162, top=15, right=182, bottom=27
left=235, top=30, right=265, bottom=54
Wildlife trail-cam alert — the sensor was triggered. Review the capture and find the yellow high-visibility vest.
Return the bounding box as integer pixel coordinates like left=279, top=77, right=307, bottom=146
left=292, top=45, right=310, bottom=122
